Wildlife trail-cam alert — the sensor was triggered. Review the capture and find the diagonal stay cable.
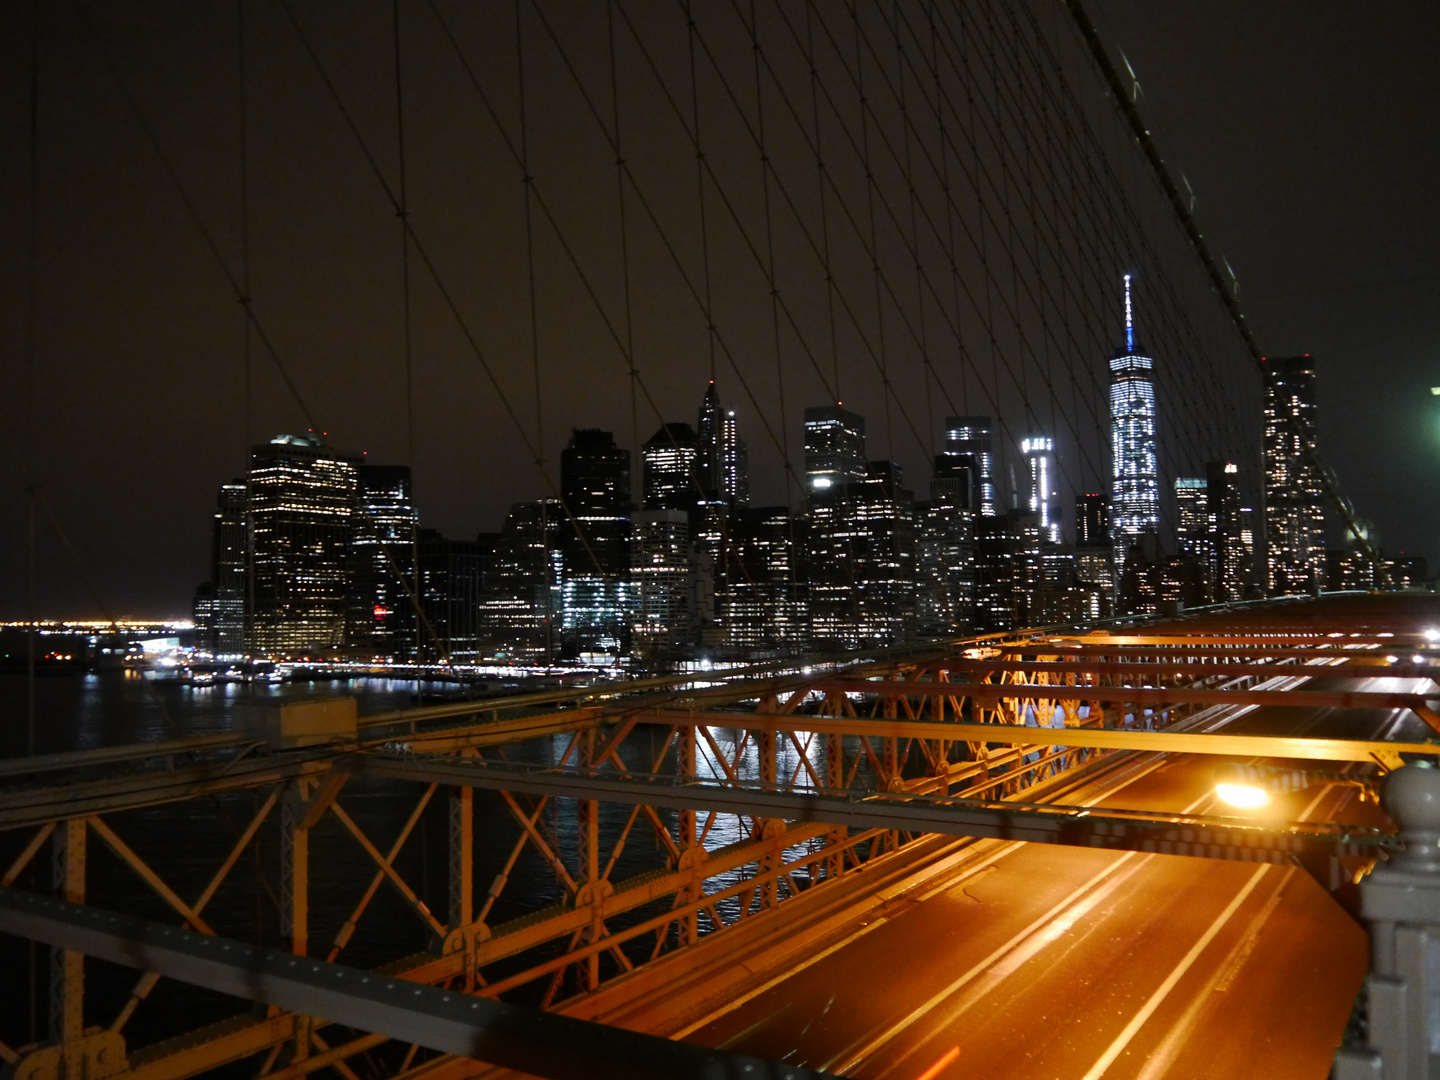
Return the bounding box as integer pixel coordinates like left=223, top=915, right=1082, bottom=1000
left=69, top=0, right=319, bottom=434
left=271, top=0, right=612, bottom=582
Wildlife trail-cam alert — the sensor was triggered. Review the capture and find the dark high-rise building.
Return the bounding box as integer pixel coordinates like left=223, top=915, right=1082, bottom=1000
left=210, top=479, right=248, bottom=656
left=631, top=509, right=692, bottom=652
left=842, top=462, right=917, bottom=647
left=944, top=416, right=997, bottom=517
left=246, top=434, right=360, bottom=656
left=1021, top=435, right=1061, bottom=544
left=348, top=464, right=418, bottom=660
left=1174, top=477, right=1210, bottom=559
left=726, top=506, right=807, bottom=651
left=480, top=499, right=562, bottom=658
left=1207, top=461, right=1249, bottom=602
left=1110, top=275, right=1160, bottom=555
left=559, top=429, right=631, bottom=656
left=974, top=516, right=1021, bottom=632
left=804, top=405, right=867, bottom=495
left=559, top=429, right=631, bottom=577
left=641, top=422, right=700, bottom=513
left=1263, top=356, right=1325, bottom=595
left=1073, top=493, right=1114, bottom=598
left=417, top=529, right=483, bottom=663
left=697, top=382, right=749, bottom=505
left=915, top=467, right=975, bottom=638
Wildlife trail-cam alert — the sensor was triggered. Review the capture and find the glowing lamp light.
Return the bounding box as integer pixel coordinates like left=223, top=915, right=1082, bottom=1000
left=1216, top=783, right=1270, bottom=810
left=1425, top=629, right=1440, bottom=642
left=813, top=476, right=832, bottom=489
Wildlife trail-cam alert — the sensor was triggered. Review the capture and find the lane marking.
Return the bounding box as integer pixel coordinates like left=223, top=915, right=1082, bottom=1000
left=837, top=789, right=1218, bottom=1074
left=1078, top=863, right=1271, bottom=1080
left=913, top=1046, right=960, bottom=1080
left=830, top=851, right=1146, bottom=1074
left=679, top=841, right=1023, bottom=1040
left=1130, top=869, right=1292, bottom=1080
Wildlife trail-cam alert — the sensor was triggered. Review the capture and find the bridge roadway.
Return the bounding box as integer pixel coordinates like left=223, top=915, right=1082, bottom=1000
left=572, top=673, right=1416, bottom=1080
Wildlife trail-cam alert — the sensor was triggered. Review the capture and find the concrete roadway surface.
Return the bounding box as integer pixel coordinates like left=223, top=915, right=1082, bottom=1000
left=679, top=674, right=1428, bottom=1079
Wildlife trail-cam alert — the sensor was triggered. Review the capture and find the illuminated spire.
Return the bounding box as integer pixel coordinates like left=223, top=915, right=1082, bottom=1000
left=1124, top=273, right=1134, bottom=353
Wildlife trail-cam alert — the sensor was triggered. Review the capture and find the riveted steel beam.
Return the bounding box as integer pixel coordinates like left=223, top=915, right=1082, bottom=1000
left=348, top=753, right=1396, bottom=864
left=0, top=889, right=839, bottom=1080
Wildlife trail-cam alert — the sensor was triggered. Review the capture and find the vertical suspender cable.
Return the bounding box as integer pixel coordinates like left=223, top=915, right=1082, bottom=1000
left=749, top=0, right=795, bottom=641
left=686, top=0, right=717, bottom=385
left=392, top=0, right=424, bottom=662
left=805, top=1, right=840, bottom=402
left=25, top=0, right=41, bottom=765
left=850, top=2, right=892, bottom=460
left=515, top=0, right=552, bottom=667
left=236, top=0, right=257, bottom=660
left=608, top=1, right=639, bottom=490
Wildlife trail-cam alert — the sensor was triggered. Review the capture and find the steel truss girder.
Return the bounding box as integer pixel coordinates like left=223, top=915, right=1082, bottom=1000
left=633, top=708, right=1435, bottom=769
left=348, top=754, right=1395, bottom=863
left=0, top=889, right=839, bottom=1080
left=811, top=677, right=1438, bottom=713
left=929, top=658, right=1437, bottom=680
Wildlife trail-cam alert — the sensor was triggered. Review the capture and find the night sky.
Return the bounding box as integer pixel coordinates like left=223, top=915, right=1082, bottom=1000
left=1, top=1, right=1436, bottom=620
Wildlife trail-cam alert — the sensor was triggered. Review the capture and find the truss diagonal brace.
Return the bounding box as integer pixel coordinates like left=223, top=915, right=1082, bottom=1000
left=0, top=889, right=840, bottom=1080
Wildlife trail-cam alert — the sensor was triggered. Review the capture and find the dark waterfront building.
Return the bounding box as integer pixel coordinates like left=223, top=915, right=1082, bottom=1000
left=723, top=506, right=808, bottom=652
left=631, top=508, right=692, bottom=653
left=974, top=516, right=1021, bottom=632
left=916, top=467, right=976, bottom=637
left=210, top=480, right=248, bottom=655
left=347, top=464, right=418, bottom=660
left=1021, top=436, right=1062, bottom=544
left=944, top=416, right=997, bottom=517
left=560, top=429, right=632, bottom=577
left=641, top=422, right=701, bottom=514
left=479, top=499, right=562, bottom=660
left=804, top=406, right=867, bottom=495
left=1073, top=493, right=1113, bottom=616
left=417, top=529, right=485, bottom=663
left=245, top=434, right=360, bottom=656
left=559, top=429, right=631, bottom=655
left=1174, top=477, right=1210, bottom=561
left=1207, top=461, right=1250, bottom=602
left=697, top=382, right=749, bottom=506
left=842, top=462, right=917, bottom=647
left=1263, top=356, right=1325, bottom=595
left=1110, top=275, right=1160, bottom=559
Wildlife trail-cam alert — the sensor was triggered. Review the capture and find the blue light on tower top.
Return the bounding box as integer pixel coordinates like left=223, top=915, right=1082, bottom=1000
left=1124, top=273, right=1134, bottom=354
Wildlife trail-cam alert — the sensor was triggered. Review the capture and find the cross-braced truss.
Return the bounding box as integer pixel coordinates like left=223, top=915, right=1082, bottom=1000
left=0, top=612, right=1431, bottom=1080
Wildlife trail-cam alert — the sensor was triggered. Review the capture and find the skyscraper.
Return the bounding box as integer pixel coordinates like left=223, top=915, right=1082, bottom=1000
left=559, top=429, right=632, bottom=656
left=1174, top=477, right=1210, bottom=559
left=246, top=434, right=360, bottom=655
left=479, top=499, right=562, bottom=658
left=417, top=529, right=484, bottom=663
left=1207, top=461, right=1249, bottom=602
left=631, top=509, right=692, bottom=651
left=348, top=464, right=418, bottom=660
left=725, top=506, right=807, bottom=651
left=1020, top=435, right=1061, bottom=544
left=944, top=416, right=997, bottom=517
left=1263, top=356, right=1325, bottom=595
left=697, top=382, right=749, bottom=505
left=803, top=405, right=867, bottom=493
left=641, top=422, right=700, bottom=514
left=1109, top=274, right=1159, bottom=555
left=559, top=428, right=632, bottom=578
left=915, top=466, right=976, bottom=637
left=1073, top=492, right=1114, bottom=600
left=209, top=479, right=247, bottom=657
left=840, top=462, right=917, bottom=647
